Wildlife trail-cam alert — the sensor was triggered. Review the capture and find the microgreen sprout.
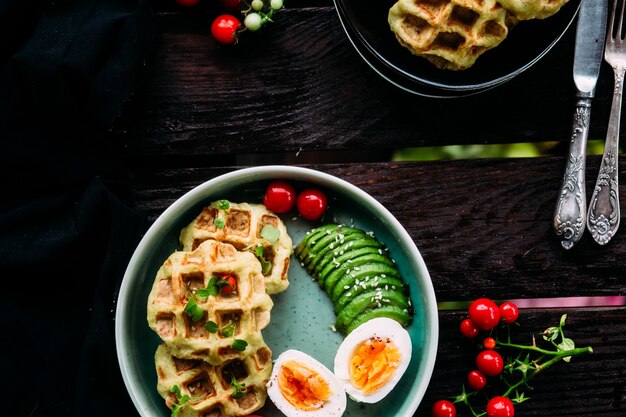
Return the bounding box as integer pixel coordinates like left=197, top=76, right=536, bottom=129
left=216, top=199, right=230, bottom=210
left=253, top=245, right=272, bottom=274
left=230, top=376, right=246, bottom=400
left=260, top=224, right=280, bottom=243
left=204, top=319, right=237, bottom=337
left=214, top=218, right=225, bottom=229
left=232, top=339, right=248, bottom=352
left=170, top=385, right=190, bottom=417
left=183, top=297, right=203, bottom=322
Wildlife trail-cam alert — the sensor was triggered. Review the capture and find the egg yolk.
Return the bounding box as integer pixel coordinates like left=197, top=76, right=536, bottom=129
left=277, top=360, right=332, bottom=411
left=349, top=336, right=401, bottom=394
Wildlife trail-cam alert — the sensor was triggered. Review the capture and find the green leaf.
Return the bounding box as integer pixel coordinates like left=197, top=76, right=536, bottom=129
left=214, top=218, right=225, bottom=229
left=205, top=320, right=219, bottom=333
left=260, top=224, right=280, bottom=243
left=558, top=337, right=576, bottom=362
left=183, top=298, right=203, bottom=322
left=560, top=314, right=568, bottom=327
left=216, top=199, right=230, bottom=210
left=543, top=326, right=559, bottom=342
left=232, top=339, right=248, bottom=352
left=253, top=245, right=272, bottom=274
left=171, top=385, right=181, bottom=396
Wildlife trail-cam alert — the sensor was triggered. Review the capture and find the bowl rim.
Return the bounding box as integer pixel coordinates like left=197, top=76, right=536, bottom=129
left=115, top=165, right=439, bottom=417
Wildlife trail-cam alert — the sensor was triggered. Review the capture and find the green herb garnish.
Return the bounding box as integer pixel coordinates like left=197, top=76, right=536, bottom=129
left=216, top=199, right=230, bottom=210
left=260, top=224, right=280, bottom=243
left=183, top=297, right=203, bottom=322
left=170, top=385, right=190, bottom=417
left=253, top=245, right=272, bottom=274
left=204, top=319, right=236, bottom=337
left=232, top=339, right=248, bottom=352
left=214, top=218, right=225, bottom=229
left=196, top=276, right=230, bottom=299
left=230, top=376, right=246, bottom=400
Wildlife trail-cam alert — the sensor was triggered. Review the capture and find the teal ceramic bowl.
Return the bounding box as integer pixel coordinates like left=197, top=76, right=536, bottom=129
left=116, top=165, right=438, bottom=417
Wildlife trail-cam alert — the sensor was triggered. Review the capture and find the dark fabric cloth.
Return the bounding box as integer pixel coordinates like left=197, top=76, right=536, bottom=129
left=0, top=1, right=154, bottom=416
left=0, top=178, right=148, bottom=417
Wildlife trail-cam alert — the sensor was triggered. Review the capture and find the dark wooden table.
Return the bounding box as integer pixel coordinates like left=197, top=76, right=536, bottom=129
left=111, top=1, right=626, bottom=416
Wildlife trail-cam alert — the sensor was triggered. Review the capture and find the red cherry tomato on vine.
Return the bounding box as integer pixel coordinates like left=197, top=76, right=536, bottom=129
left=211, top=14, right=241, bottom=45
left=297, top=189, right=328, bottom=220
left=175, top=0, right=200, bottom=6
left=432, top=399, right=456, bottom=417
left=220, top=0, right=241, bottom=9
left=476, top=349, right=504, bottom=377
left=263, top=181, right=296, bottom=213
left=467, top=370, right=487, bottom=391
left=499, top=301, right=519, bottom=324
left=460, top=318, right=478, bottom=339
left=486, top=396, right=515, bottom=417
left=468, top=298, right=501, bottom=331
left=483, top=336, right=496, bottom=350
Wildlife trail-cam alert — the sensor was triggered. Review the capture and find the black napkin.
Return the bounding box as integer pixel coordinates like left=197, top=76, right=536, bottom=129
left=0, top=0, right=154, bottom=416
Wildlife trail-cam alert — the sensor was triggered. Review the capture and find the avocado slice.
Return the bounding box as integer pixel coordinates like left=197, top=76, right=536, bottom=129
left=322, top=254, right=396, bottom=295
left=344, top=305, right=413, bottom=335
left=333, top=275, right=408, bottom=311
left=334, top=288, right=410, bottom=333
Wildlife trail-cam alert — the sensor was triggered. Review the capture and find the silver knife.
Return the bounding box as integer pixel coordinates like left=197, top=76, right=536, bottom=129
left=553, top=0, right=608, bottom=250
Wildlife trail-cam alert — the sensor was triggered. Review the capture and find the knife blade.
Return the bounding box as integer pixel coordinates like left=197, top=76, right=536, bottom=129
left=553, top=0, right=608, bottom=250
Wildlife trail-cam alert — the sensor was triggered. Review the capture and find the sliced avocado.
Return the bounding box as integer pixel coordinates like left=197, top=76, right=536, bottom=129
left=344, top=305, right=413, bottom=334
left=316, top=245, right=387, bottom=288
left=301, top=227, right=368, bottom=272
left=334, top=288, right=410, bottom=333
left=324, top=258, right=400, bottom=296
left=294, top=224, right=343, bottom=257
left=333, top=276, right=408, bottom=311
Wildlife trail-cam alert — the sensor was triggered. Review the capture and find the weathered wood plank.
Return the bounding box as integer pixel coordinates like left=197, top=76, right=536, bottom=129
left=125, top=158, right=626, bottom=301
left=115, top=7, right=617, bottom=157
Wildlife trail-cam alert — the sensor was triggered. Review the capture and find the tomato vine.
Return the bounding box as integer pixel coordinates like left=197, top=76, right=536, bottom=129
left=434, top=300, right=593, bottom=417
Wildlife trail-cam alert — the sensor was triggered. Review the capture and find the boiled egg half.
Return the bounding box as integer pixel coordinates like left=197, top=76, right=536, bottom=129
left=333, top=317, right=412, bottom=403
left=267, top=349, right=347, bottom=417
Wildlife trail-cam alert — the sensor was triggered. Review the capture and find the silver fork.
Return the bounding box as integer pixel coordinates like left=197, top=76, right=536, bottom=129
left=587, top=0, right=625, bottom=245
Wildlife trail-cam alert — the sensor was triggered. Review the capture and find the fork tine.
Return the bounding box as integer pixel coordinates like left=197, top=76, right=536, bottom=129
left=611, top=0, right=626, bottom=40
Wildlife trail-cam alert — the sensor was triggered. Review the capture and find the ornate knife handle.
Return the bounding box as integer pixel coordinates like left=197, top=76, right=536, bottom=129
left=554, top=96, right=592, bottom=250
left=587, top=66, right=624, bottom=245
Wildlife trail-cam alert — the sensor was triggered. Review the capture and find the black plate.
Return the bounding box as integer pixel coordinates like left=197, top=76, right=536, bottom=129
left=334, top=0, right=580, bottom=95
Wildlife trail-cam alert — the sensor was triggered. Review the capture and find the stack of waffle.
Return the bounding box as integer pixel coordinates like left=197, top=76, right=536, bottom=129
left=147, top=202, right=292, bottom=417
left=388, top=0, right=570, bottom=70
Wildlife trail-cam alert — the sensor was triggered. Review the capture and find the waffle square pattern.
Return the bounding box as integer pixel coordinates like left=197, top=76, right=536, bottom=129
left=155, top=343, right=272, bottom=417
left=180, top=202, right=292, bottom=295
left=388, top=0, right=569, bottom=70
left=147, top=239, right=274, bottom=366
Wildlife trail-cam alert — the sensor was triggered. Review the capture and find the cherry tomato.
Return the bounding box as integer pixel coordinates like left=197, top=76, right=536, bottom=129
left=432, top=399, right=456, bottom=417
left=476, top=349, right=504, bottom=377
left=175, top=0, right=200, bottom=6
left=220, top=0, right=241, bottom=10
left=460, top=318, right=478, bottom=339
left=486, top=396, right=515, bottom=417
left=263, top=181, right=296, bottom=213
left=483, top=336, right=496, bottom=350
left=297, top=188, right=328, bottom=220
left=211, top=14, right=241, bottom=45
left=499, top=301, right=519, bottom=324
left=467, top=370, right=487, bottom=391
left=220, top=274, right=237, bottom=295
left=468, top=298, right=501, bottom=331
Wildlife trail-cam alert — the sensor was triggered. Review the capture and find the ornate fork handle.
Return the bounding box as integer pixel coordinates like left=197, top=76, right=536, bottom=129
left=554, top=96, right=592, bottom=250
left=588, top=65, right=624, bottom=245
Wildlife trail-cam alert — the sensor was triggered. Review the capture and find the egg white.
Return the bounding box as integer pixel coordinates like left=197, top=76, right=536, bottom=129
left=333, top=317, right=412, bottom=403
left=267, top=349, right=347, bottom=417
